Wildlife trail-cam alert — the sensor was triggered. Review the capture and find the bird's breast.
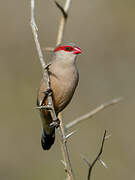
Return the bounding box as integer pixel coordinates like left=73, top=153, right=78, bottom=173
left=50, top=66, right=79, bottom=113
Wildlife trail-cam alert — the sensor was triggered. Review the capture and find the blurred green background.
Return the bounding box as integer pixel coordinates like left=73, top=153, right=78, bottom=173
left=1, top=0, right=135, bottom=179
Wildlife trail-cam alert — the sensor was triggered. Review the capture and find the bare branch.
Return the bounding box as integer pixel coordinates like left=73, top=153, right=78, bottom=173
left=31, top=0, right=75, bottom=179
left=105, top=134, right=111, bottom=140
left=43, top=0, right=71, bottom=49
left=31, top=2, right=74, bottom=179
left=56, top=0, right=72, bottom=45
left=98, top=158, right=108, bottom=168
left=80, top=154, right=91, bottom=167
left=81, top=130, right=107, bottom=180
left=65, top=97, right=123, bottom=130
left=55, top=1, right=68, bottom=19
left=66, top=130, right=77, bottom=139
left=58, top=114, right=76, bottom=180
left=30, top=0, right=46, bottom=69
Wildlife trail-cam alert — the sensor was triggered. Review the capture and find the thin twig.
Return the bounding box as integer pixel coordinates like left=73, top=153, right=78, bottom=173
left=43, top=0, right=71, bottom=50
left=66, top=130, right=77, bottom=139
left=65, top=97, right=123, bottom=130
left=30, top=0, right=46, bottom=69
left=98, top=158, right=108, bottom=168
left=81, top=130, right=107, bottom=180
left=58, top=114, right=76, bottom=180
left=55, top=1, right=68, bottom=19
left=56, top=0, right=72, bottom=45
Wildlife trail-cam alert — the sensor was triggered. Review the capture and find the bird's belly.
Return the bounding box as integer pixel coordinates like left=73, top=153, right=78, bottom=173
left=51, top=76, right=77, bottom=113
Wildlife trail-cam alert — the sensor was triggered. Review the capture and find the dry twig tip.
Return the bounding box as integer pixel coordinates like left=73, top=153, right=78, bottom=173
left=65, top=97, right=123, bottom=130
left=66, top=130, right=77, bottom=139
left=81, top=130, right=107, bottom=180
left=55, top=1, right=68, bottom=18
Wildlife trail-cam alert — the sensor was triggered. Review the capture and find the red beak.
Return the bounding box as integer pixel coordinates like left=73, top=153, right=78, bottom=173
left=73, top=46, right=82, bottom=54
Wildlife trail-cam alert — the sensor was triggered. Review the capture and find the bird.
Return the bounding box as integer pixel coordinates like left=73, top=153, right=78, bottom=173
left=37, top=42, right=82, bottom=150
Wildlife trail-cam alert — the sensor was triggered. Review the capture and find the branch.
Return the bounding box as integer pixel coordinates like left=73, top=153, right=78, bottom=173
left=30, top=0, right=46, bottom=69
left=66, top=130, right=77, bottom=139
left=31, top=0, right=58, bottom=124
left=81, top=130, right=107, bottom=180
left=65, top=97, right=123, bottom=130
left=55, top=1, right=68, bottom=19
left=58, top=113, right=76, bottom=180
left=44, top=0, right=71, bottom=49
left=31, top=0, right=75, bottom=180
left=55, top=0, right=72, bottom=45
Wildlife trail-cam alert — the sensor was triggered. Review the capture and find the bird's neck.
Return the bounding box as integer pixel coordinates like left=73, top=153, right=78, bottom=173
left=49, top=59, right=78, bottom=80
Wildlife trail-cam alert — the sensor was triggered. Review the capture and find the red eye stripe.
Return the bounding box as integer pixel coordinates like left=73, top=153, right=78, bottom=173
left=54, top=45, right=73, bottom=52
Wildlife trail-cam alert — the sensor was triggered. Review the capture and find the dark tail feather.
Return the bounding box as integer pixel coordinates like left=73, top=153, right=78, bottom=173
left=41, top=128, right=55, bottom=150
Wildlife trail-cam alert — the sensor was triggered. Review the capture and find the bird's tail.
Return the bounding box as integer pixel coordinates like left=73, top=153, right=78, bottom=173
left=41, top=128, right=55, bottom=150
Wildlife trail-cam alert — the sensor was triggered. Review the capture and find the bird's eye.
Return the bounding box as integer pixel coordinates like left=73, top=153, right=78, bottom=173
left=64, top=46, right=73, bottom=52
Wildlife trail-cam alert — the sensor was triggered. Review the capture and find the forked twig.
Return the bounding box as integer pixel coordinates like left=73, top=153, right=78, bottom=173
left=65, top=97, right=123, bottom=130
left=81, top=130, right=107, bottom=180
left=55, top=0, right=72, bottom=45
left=55, top=1, right=68, bottom=19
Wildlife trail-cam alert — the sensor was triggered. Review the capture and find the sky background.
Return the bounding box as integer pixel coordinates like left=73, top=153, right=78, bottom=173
left=0, top=0, right=135, bottom=179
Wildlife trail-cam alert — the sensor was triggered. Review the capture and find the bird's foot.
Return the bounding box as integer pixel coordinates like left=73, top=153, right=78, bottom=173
left=50, top=118, right=60, bottom=129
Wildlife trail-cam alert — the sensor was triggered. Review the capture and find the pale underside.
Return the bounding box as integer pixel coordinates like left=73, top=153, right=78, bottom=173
left=37, top=62, right=79, bottom=134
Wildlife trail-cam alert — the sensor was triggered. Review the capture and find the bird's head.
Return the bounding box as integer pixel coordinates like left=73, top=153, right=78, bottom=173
left=53, top=43, right=82, bottom=64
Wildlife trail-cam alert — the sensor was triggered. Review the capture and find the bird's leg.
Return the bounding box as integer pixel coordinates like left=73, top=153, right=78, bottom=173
left=50, top=118, right=60, bottom=129
left=42, top=88, right=60, bottom=128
